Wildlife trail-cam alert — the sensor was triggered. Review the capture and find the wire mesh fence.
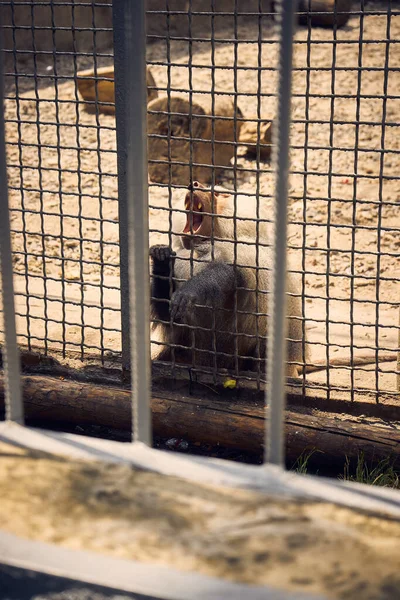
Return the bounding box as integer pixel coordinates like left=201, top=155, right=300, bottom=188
left=2, top=0, right=119, bottom=364
left=1, top=0, right=399, bottom=404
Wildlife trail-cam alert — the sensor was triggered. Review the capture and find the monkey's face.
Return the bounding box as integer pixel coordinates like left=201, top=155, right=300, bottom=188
left=181, top=181, right=229, bottom=249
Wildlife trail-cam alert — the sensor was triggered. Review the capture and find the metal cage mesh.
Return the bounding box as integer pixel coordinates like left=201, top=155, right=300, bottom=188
left=1, top=0, right=399, bottom=403
left=2, top=0, right=119, bottom=364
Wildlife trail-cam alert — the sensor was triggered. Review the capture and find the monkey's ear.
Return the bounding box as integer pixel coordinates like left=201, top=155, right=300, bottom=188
left=215, top=191, right=231, bottom=199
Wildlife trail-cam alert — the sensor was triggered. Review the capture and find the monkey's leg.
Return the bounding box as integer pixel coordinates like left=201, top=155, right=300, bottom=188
left=149, top=245, right=176, bottom=323
left=170, top=262, right=240, bottom=323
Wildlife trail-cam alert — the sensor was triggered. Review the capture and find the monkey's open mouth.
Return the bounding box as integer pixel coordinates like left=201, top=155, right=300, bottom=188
left=183, top=198, right=203, bottom=234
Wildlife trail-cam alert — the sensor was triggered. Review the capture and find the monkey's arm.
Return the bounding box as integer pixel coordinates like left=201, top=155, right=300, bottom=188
left=171, top=261, right=241, bottom=322
left=149, top=245, right=176, bottom=322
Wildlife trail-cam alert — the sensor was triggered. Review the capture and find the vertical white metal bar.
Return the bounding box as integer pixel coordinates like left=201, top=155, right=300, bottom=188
left=113, top=0, right=151, bottom=444
left=0, top=43, right=23, bottom=423
left=397, top=307, right=400, bottom=392
left=265, top=0, right=296, bottom=466
left=113, top=2, right=130, bottom=374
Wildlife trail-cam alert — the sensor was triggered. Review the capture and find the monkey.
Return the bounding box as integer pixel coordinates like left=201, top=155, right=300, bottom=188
left=150, top=182, right=397, bottom=379
left=150, top=181, right=307, bottom=378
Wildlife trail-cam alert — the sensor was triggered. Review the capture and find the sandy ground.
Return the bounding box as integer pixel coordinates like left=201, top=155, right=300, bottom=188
left=1, top=442, right=400, bottom=600
left=3, top=2, right=400, bottom=400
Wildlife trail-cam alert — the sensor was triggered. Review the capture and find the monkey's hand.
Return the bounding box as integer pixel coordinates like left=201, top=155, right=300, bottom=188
left=149, top=245, right=176, bottom=268
left=150, top=245, right=176, bottom=280
left=170, top=289, right=197, bottom=323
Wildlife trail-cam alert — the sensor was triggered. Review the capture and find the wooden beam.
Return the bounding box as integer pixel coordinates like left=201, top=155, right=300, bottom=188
left=0, top=373, right=399, bottom=468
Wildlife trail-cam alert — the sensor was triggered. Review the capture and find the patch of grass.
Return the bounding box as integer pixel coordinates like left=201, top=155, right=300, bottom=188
left=291, top=449, right=319, bottom=475
left=341, top=452, right=399, bottom=489
left=291, top=450, right=399, bottom=489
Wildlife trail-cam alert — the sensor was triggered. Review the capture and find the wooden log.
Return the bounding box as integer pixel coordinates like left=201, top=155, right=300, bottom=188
left=0, top=373, right=399, bottom=468
left=297, top=0, right=352, bottom=28
left=147, top=96, right=243, bottom=184
left=77, top=66, right=158, bottom=114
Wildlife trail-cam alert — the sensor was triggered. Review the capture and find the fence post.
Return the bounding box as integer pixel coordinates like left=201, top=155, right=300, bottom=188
left=265, top=0, right=297, bottom=466
left=112, top=0, right=152, bottom=444
left=113, top=2, right=131, bottom=373
left=0, top=41, right=23, bottom=423
left=397, top=307, right=400, bottom=392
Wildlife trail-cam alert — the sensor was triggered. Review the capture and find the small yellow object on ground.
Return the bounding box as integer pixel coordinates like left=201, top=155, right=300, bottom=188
left=223, top=379, right=237, bottom=389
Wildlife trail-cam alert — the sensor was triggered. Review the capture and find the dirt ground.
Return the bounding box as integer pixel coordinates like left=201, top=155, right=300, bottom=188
left=1, top=442, right=400, bottom=600
left=3, top=2, right=400, bottom=401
